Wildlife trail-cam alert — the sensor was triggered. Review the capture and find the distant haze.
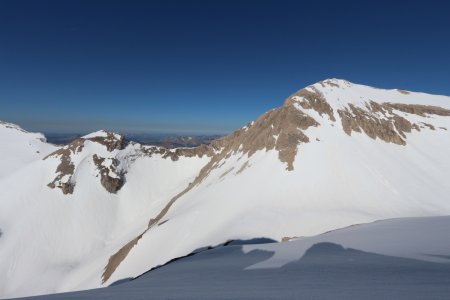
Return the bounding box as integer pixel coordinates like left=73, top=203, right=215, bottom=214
left=1, top=0, right=449, bottom=134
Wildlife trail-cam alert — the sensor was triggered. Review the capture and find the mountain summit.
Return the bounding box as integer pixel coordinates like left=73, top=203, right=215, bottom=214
left=0, top=79, right=449, bottom=298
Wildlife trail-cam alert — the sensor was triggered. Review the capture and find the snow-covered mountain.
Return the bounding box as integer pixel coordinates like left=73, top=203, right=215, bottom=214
left=1, top=79, right=449, bottom=299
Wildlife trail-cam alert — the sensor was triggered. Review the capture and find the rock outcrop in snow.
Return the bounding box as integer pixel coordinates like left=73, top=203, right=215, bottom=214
left=44, top=132, right=128, bottom=194
left=287, top=80, right=450, bottom=146
left=45, top=138, right=84, bottom=194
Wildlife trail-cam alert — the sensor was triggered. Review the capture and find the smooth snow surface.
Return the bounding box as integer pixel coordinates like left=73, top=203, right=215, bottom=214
left=0, top=122, right=56, bottom=178
left=244, top=215, right=450, bottom=268
left=15, top=216, right=450, bottom=300
left=0, top=79, right=450, bottom=298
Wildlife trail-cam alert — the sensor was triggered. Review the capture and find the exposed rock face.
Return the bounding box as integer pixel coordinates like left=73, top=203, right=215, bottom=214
left=45, top=139, right=84, bottom=194
left=286, top=86, right=336, bottom=122
left=384, top=103, right=450, bottom=117
left=87, top=132, right=126, bottom=151
left=284, top=82, right=450, bottom=146
left=93, top=154, right=124, bottom=194
left=102, top=234, right=143, bottom=283
left=421, top=123, right=436, bottom=130
left=337, top=101, right=450, bottom=145
left=158, top=135, right=221, bottom=148
left=397, top=89, right=410, bottom=95
left=338, top=104, right=408, bottom=145
left=140, top=144, right=214, bottom=161
left=210, top=103, right=319, bottom=171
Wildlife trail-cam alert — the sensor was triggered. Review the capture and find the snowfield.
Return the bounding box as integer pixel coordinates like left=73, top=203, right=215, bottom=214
left=0, top=122, right=56, bottom=179
left=14, top=216, right=450, bottom=300
left=0, top=79, right=449, bottom=299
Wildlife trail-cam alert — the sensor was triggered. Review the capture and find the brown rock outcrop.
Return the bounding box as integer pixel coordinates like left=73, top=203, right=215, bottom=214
left=86, top=132, right=126, bottom=151
left=45, top=139, right=84, bottom=194
left=139, top=143, right=214, bottom=161
left=384, top=103, right=450, bottom=117
left=338, top=104, right=407, bottom=145
left=285, top=87, right=336, bottom=122
left=93, top=154, right=124, bottom=193
left=337, top=101, right=449, bottom=145
left=397, top=89, right=410, bottom=95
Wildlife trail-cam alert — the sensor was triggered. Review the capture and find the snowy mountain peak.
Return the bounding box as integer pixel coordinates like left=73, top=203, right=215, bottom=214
left=307, top=78, right=450, bottom=108
left=284, top=79, right=450, bottom=145
left=83, top=130, right=123, bottom=141
left=319, top=78, right=352, bottom=87
left=82, top=130, right=126, bottom=151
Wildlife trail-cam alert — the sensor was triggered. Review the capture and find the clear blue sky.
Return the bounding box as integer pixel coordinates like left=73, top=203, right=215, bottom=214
left=1, top=0, right=449, bottom=134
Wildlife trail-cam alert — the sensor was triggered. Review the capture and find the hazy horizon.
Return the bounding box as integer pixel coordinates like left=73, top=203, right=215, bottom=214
left=1, top=0, right=449, bottom=134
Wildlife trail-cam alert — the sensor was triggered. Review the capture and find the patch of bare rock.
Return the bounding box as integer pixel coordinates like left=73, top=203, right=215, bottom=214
left=337, top=101, right=450, bottom=145
left=45, top=138, right=84, bottom=194
left=92, top=154, right=124, bottom=193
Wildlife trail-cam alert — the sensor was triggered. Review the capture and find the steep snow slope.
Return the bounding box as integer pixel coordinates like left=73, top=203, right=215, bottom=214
left=0, top=122, right=56, bottom=178
left=0, top=79, right=449, bottom=298
left=16, top=216, right=450, bottom=300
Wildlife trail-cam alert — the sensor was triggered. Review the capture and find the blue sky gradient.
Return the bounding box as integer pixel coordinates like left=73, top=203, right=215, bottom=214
left=1, top=0, right=449, bottom=134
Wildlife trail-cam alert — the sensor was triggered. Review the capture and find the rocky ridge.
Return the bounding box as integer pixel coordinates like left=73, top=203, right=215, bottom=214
left=45, top=80, right=450, bottom=197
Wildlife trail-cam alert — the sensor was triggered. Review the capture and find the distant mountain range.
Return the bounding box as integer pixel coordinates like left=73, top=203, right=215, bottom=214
left=1, top=79, right=449, bottom=299
left=45, top=133, right=222, bottom=148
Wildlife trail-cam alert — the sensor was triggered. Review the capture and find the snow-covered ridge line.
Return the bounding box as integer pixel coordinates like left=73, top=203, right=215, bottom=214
left=43, top=130, right=216, bottom=194
left=32, top=79, right=450, bottom=194
left=285, top=80, right=450, bottom=145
